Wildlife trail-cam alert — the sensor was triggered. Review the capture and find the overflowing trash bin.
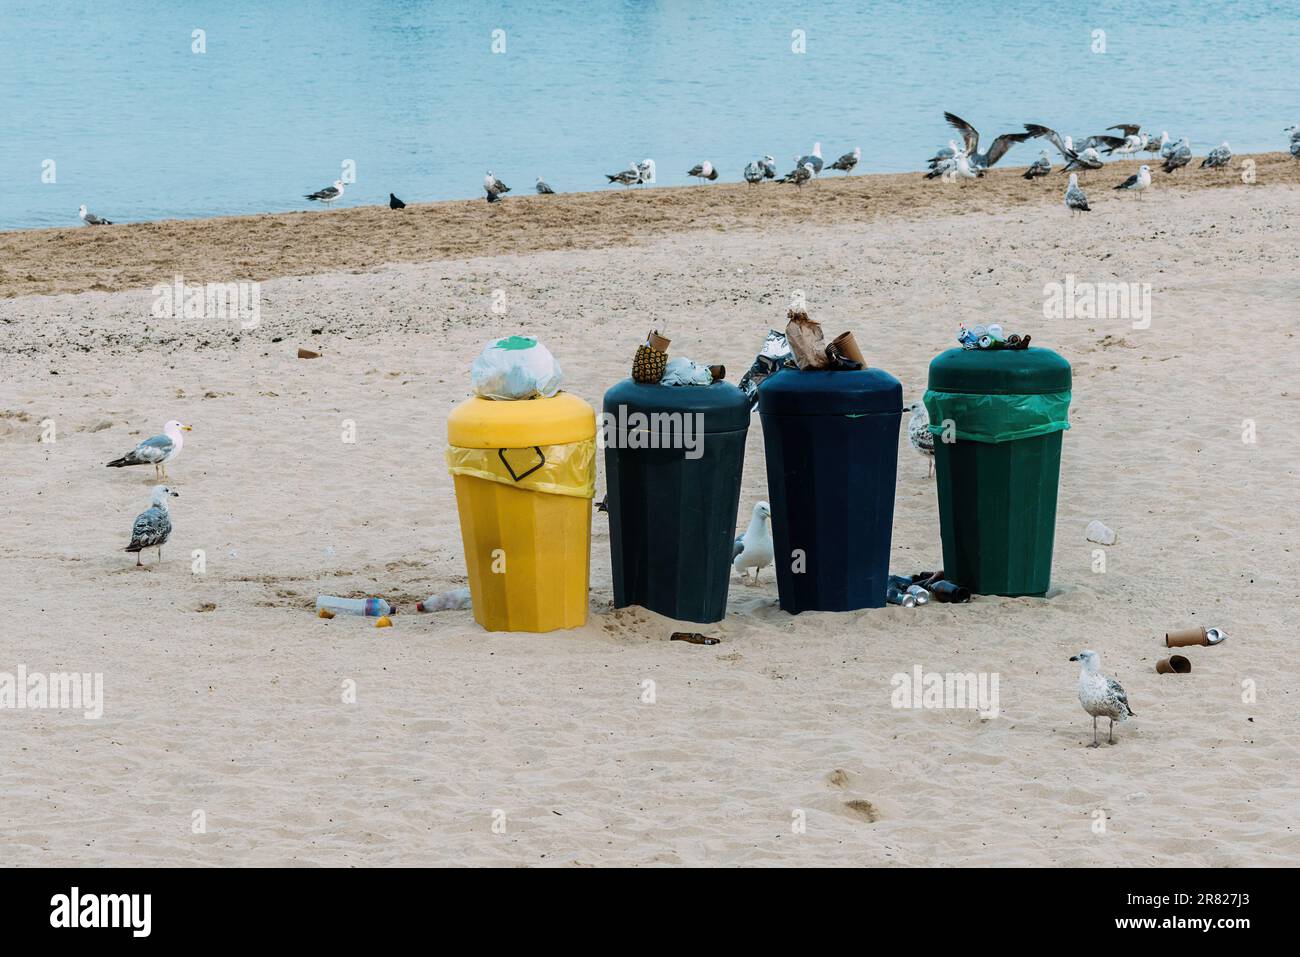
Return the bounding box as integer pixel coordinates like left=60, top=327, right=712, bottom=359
left=923, top=347, right=1072, bottom=597
left=446, top=390, right=596, bottom=632
left=602, top=379, right=750, bottom=623
left=757, top=368, right=904, bottom=613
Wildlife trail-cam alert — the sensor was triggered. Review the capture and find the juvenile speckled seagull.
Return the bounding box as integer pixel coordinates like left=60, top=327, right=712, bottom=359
left=907, top=403, right=935, bottom=477
left=826, top=146, right=861, bottom=173
left=106, top=419, right=191, bottom=480
left=743, top=160, right=764, bottom=184
left=1064, top=173, right=1090, bottom=215
left=1022, top=149, right=1052, bottom=180
left=1201, top=141, right=1232, bottom=170
left=125, top=485, right=179, bottom=567
left=732, top=501, right=773, bottom=584
left=1070, top=650, right=1135, bottom=746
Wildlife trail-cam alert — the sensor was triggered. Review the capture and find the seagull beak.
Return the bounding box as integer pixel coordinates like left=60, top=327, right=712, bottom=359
left=171, top=490, right=180, bottom=497
left=1068, top=655, right=1079, bottom=662
left=182, top=425, right=192, bottom=431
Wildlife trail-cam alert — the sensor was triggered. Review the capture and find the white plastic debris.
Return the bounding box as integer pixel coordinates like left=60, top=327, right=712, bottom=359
left=470, top=336, right=563, bottom=400
left=660, top=356, right=714, bottom=387
left=1085, top=520, right=1117, bottom=545
left=416, top=587, right=472, bottom=612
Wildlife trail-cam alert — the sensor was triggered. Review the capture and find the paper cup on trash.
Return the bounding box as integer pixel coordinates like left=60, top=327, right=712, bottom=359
left=830, top=331, right=866, bottom=367
left=1156, top=655, right=1192, bottom=674
left=647, top=330, right=670, bottom=352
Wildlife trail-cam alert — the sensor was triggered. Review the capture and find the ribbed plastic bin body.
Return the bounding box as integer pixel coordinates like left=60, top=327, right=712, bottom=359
left=757, top=369, right=903, bottom=613
left=603, top=380, right=749, bottom=623
left=446, top=392, right=596, bottom=632
left=924, top=348, right=1072, bottom=597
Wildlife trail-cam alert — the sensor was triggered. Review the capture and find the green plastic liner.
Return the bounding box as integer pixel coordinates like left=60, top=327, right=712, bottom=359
left=923, top=390, right=1072, bottom=445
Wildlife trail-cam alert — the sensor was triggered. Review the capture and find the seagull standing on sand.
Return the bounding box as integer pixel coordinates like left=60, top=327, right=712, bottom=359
left=305, top=180, right=345, bottom=205
left=106, top=420, right=191, bottom=480
left=759, top=155, right=777, bottom=180
left=1162, top=138, right=1192, bottom=173
left=1113, top=164, right=1152, bottom=199
left=606, top=163, right=641, bottom=186
left=1022, top=149, right=1052, bottom=180
left=1065, top=173, right=1090, bottom=215
left=78, top=204, right=113, bottom=226
left=732, top=502, right=773, bottom=584
left=926, top=145, right=979, bottom=184
left=1070, top=650, right=1135, bottom=747
left=125, top=485, right=179, bottom=567
left=743, top=160, right=764, bottom=184
left=1143, top=131, right=1170, bottom=155
left=1201, top=141, right=1232, bottom=170
left=907, top=403, right=935, bottom=477
left=796, top=142, right=824, bottom=174
left=389, top=193, right=406, bottom=209
left=535, top=177, right=555, bottom=194
left=635, top=159, right=655, bottom=183
left=484, top=171, right=510, bottom=194
left=942, top=113, right=1034, bottom=170
left=826, top=147, right=861, bottom=173
left=687, top=161, right=719, bottom=181
left=485, top=188, right=502, bottom=204
left=782, top=162, right=815, bottom=187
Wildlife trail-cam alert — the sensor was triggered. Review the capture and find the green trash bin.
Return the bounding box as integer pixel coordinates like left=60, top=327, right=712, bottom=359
left=924, top=347, right=1071, bottom=597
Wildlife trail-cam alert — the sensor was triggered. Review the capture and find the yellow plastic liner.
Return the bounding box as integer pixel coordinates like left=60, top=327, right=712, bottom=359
left=445, top=438, right=596, bottom=499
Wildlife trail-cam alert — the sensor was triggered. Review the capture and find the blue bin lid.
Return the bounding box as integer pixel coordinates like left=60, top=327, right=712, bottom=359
left=927, top=347, right=1071, bottom=395
left=757, top=368, right=903, bottom=416
left=602, top=378, right=751, bottom=433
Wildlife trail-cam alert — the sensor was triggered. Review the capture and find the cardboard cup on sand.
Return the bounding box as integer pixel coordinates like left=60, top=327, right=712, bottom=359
left=829, top=331, right=867, bottom=367
left=1156, top=655, right=1192, bottom=674
left=298, top=348, right=321, bottom=359
left=1166, top=626, right=1228, bottom=647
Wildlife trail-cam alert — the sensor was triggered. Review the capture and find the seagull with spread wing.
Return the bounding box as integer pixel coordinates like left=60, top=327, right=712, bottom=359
left=940, top=112, right=1034, bottom=171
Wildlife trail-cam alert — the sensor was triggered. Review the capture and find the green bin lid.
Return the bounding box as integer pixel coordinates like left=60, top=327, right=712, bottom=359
left=603, top=379, right=751, bottom=433
left=927, top=347, right=1071, bottom=395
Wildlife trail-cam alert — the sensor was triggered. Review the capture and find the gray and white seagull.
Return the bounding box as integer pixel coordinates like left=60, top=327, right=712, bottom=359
left=106, top=419, right=191, bottom=480
left=941, top=112, right=1034, bottom=171
left=1070, top=650, right=1135, bottom=747
left=1162, top=138, right=1192, bottom=173
left=1113, top=164, right=1151, bottom=199
left=79, top=204, right=113, bottom=226
left=484, top=171, right=510, bottom=194
left=304, top=180, right=345, bottom=205
left=826, top=146, right=861, bottom=173
left=125, top=484, right=179, bottom=567
left=1200, top=141, right=1232, bottom=170
left=1064, top=173, right=1090, bottom=215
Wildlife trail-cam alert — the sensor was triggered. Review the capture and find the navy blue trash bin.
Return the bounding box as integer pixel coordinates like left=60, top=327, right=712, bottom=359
left=757, top=368, right=903, bottom=613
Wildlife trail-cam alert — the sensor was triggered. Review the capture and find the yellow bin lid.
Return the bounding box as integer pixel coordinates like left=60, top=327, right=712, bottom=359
left=447, top=392, right=596, bottom=449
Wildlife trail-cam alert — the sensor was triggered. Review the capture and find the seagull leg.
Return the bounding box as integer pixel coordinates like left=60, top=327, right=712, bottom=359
left=135, top=551, right=143, bottom=567
left=928, top=458, right=935, bottom=479
left=1088, top=716, right=1100, bottom=748
left=157, top=545, right=163, bottom=565
left=1108, top=718, right=1116, bottom=745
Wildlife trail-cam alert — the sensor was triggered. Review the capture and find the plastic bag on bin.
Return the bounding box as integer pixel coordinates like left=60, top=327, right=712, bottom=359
left=471, top=335, right=563, bottom=400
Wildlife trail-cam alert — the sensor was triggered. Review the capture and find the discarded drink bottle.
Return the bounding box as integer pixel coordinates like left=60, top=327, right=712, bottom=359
left=315, top=595, right=395, bottom=617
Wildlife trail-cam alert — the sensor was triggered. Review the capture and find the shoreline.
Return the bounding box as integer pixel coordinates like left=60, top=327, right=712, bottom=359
left=3, top=152, right=1296, bottom=301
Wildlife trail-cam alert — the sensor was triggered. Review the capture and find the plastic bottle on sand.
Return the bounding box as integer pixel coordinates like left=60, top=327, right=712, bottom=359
left=315, top=595, right=395, bottom=617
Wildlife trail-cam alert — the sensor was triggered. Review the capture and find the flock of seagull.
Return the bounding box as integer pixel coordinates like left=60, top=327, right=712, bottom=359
left=73, top=120, right=1300, bottom=226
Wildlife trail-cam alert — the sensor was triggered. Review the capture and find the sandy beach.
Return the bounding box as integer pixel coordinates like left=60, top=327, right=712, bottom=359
left=2, top=160, right=1299, bottom=867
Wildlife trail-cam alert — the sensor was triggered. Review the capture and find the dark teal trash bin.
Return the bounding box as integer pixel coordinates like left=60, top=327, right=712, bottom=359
left=603, top=379, right=750, bottom=623
left=757, top=368, right=903, bottom=613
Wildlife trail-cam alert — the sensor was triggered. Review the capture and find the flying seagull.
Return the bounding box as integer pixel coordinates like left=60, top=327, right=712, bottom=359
left=906, top=403, right=935, bottom=478
left=743, top=160, right=764, bottom=184
left=795, top=142, right=824, bottom=173
left=826, top=146, right=861, bottom=173
left=781, top=162, right=815, bottom=187
left=943, top=112, right=1034, bottom=170
left=1070, top=650, right=1135, bottom=747
left=484, top=171, right=510, bottom=194
left=1113, top=164, right=1152, bottom=199
left=106, top=419, right=191, bottom=480
left=78, top=204, right=113, bottom=226
left=1022, top=149, right=1052, bottom=180
left=1162, top=138, right=1192, bottom=173
left=732, top=502, right=773, bottom=584
left=1025, top=125, right=1104, bottom=174
left=1200, top=141, right=1232, bottom=170
left=687, top=161, right=719, bottom=181
left=535, top=177, right=555, bottom=194
left=759, top=155, right=777, bottom=180
left=125, top=485, right=178, bottom=567
left=305, top=180, right=345, bottom=205
left=1064, top=173, right=1090, bottom=215
left=389, top=193, right=406, bottom=209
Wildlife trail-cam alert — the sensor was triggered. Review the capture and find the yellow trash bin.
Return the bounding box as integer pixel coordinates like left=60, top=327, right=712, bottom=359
left=446, top=392, right=596, bottom=632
